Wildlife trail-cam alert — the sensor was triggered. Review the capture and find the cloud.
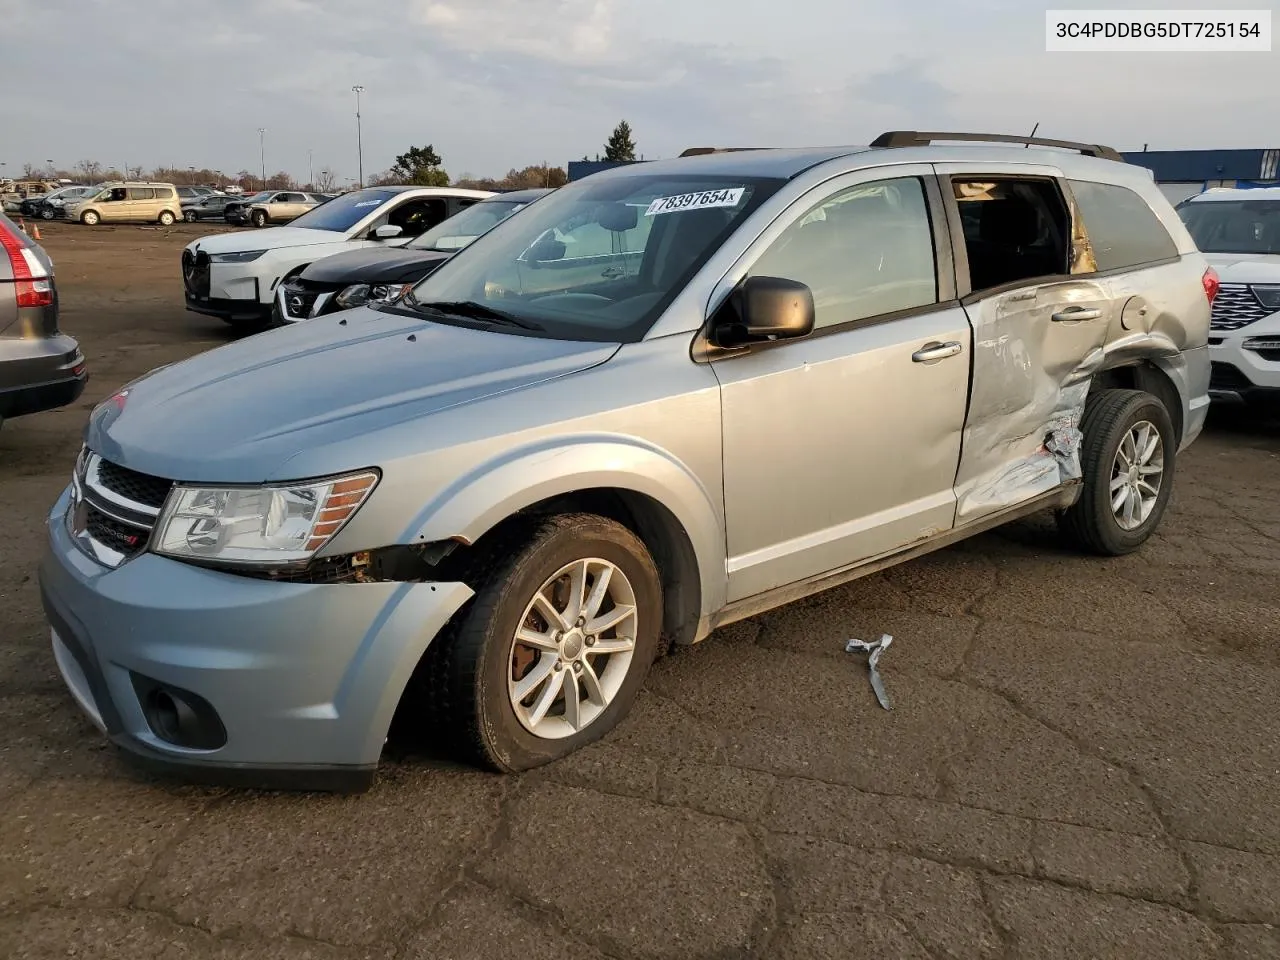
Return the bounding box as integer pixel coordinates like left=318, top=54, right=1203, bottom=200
left=408, top=0, right=615, bottom=63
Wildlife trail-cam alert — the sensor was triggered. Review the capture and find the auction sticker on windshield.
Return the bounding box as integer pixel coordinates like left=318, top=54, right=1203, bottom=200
left=646, top=187, right=745, bottom=217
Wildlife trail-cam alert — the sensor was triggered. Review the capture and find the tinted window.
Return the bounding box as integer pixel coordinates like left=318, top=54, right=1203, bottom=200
left=750, top=177, right=938, bottom=330
left=154, top=187, right=175, bottom=199
left=400, top=174, right=785, bottom=343
left=408, top=199, right=535, bottom=251
left=1069, top=180, right=1178, bottom=270
left=1178, top=199, right=1280, bottom=255
left=127, top=187, right=155, bottom=200
left=289, top=188, right=403, bottom=232
left=953, top=178, right=1070, bottom=293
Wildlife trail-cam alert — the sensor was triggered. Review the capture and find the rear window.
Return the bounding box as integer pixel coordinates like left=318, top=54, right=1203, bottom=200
left=128, top=187, right=155, bottom=200
left=1068, top=180, right=1178, bottom=272
left=154, top=187, right=175, bottom=199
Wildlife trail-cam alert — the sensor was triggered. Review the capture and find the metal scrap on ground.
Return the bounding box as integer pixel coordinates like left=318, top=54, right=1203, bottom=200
left=845, top=634, right=894, bottom=710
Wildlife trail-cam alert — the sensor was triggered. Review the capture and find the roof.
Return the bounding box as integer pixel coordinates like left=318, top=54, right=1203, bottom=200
left=481, top=188, right=554, bottom=203
left=1182, top=185, right=1280, bottom=202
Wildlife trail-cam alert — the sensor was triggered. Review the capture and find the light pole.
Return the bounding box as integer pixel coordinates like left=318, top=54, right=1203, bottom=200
left=308, top=149, right=314, bottom=189
left=352, top=85, right=365, bottom=189
left=258, top=128, right=267, bottom=189
left=46, top=159, right=55, bottom=177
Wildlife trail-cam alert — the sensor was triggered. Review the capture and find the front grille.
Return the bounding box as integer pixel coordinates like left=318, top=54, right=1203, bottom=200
left=69, top=450, right=174, bottom=567
left=280, top=282, right=321, bottom=320
left=96, top=459, right=173, bottom=510
left=182, top=249, right=211, bottom=298
left=1210, top=362, right=1253, bottom=392
left=1211, top=284, right=1274, bottom=331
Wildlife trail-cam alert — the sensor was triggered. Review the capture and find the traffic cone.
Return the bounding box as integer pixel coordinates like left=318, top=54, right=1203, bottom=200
left=31, top=224, right=42, bottom=240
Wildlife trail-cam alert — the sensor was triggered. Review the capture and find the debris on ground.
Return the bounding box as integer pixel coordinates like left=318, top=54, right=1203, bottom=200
left=845, top=633, right=894, bottom=710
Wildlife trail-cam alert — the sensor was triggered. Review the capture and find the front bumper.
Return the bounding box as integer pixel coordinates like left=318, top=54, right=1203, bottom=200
left=274, top=279, right=340, bottom=324
left=1208, top=311, right=1280, bottom=401
left=39, top=486, right=474, bottom=791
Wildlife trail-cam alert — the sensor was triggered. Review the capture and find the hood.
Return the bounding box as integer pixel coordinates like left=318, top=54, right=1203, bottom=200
left=1203, top=252, right=1280, bottom=284
left=186, top=227, right=346, bottom=255
left=86, top=309, right=618, bottom=483
left=300, top=247, right=452, bottom=285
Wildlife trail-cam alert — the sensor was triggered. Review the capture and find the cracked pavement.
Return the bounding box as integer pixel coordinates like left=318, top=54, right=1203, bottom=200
left=3, top=222, right=1280, bottom=959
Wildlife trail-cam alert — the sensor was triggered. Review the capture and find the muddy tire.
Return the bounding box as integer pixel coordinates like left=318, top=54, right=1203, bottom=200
left=1057, top=389, right=1176, bottom=556
left=158, top=210, right=176, bottom=226
left=421, top=513, right=663, bottom=772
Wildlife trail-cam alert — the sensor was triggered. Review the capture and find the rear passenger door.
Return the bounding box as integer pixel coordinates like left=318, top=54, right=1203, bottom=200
left=713, top=167, right=972, bottom=602
left=936, top=163, right=1115, bottom=525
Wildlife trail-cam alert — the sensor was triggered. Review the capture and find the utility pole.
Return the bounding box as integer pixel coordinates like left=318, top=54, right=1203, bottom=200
left=308, top=149, right=314, bottom=189
left=258, top=128, right=267, bottom=188
left=352, top=85, right=365, bottom=189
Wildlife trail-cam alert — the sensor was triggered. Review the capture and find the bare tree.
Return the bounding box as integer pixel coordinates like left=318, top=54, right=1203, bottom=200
left=77, top=160, right=104, bottom=183
left=125, top=165, right=145, bottom=180
left=21, top=163, right=36, bottom=177
left=314, top=168, right=337, bottom=192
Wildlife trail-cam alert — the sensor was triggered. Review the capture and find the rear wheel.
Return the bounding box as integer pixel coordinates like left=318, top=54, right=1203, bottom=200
left=421, top=513, right=663, bottom=772
left=1057, top=388, right=1176, bottom=555
left=80, top=210, right=100, bottom=226
left=158, top=210, right=176, bottom=226
left=40, top=207, right=56, bottom=220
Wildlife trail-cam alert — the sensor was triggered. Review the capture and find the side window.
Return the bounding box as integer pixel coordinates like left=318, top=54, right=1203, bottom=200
left=387, top=198, right=448, bottom=235
left=154, top=187, right=174, bottom=199
left=1068, top=179, right=1179, bottom=272
left=952, top=178, right=1070, bottom=294
left=127, top=187, right=155, bottom=200
left=749, top=177, right=938, bottom=330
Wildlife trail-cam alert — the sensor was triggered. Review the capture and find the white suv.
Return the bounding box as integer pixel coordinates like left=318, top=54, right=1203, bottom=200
left=1177, top=187, right=1280, bottom=405
left=181, top=186, right=493, bottom=330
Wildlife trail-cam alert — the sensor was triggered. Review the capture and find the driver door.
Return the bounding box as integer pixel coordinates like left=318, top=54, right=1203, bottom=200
left=711, top=167, right=971, bottom=602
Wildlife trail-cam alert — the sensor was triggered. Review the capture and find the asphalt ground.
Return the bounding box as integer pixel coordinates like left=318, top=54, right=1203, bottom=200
left=2, top=220, right=1279, bottom=959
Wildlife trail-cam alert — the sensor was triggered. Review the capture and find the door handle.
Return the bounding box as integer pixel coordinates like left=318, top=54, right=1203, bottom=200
left=912, top=341, right=963, bottom=363
left=1051, top=307, right=1102, bottom=323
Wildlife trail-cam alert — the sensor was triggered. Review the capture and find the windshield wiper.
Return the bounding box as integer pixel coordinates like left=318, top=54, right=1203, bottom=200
left=408, top=298, right=544, bottom=331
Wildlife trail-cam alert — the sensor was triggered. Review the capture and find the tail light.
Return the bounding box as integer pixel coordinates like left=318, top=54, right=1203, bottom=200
left=0, top=224, right=54, bottom=308
left=1202, top=266, right=1220, bottom=304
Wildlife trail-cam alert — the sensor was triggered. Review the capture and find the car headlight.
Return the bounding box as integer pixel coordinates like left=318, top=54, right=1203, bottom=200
left=1251, top=285, right=1280, bottom=310
left=208, top=249, right=267, bottom=263
left=153, top=470, right=379, bottom=566
left=335, top=283, right=407, bottom=309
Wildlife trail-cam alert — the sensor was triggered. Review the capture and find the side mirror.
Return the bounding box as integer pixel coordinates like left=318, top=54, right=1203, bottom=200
left=715, top=276, right=815, bottom=347
left=373, top=224, right=403, bottom=240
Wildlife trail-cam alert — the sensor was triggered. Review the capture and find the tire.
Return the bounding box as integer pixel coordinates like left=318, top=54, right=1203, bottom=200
left=184, top=210, right=198, bottom=223
left=251, top=210, right=267, bottom=228
left=420, top=513, right=663, bottom=772
left=40, top=207, right=56, bottom=220
left=158, top=210, right=176, bottom=226
left=81, top=210, right=99, bottom=226
left=1057, top=388, right=1176, bottom=556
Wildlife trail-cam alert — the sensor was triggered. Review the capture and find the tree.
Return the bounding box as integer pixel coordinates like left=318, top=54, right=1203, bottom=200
left=604, top=121, right=637, bottom=162
left=391, top=144, right=447, bottom=186
left=314, top=167, right=337, bottom=192
left=76, top=160, right=104, bottom=183
left=21, top=163, right=35, bottom=177
left=266, top=170, right=295, bottom=190
left=125, top=165, right=144, bottom=180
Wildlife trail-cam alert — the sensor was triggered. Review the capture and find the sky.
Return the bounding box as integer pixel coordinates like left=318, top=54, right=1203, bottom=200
left=1, top=0, right=1275, bottom=184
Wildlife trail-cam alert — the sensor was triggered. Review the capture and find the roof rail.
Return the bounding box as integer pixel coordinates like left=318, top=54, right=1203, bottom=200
left=679, top=147, right=771, bottom=157
left=870, top=131, right=1124, bottom=162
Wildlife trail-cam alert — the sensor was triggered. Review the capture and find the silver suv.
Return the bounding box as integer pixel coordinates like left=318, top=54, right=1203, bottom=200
left=39, top=131, right=1212, bottom=792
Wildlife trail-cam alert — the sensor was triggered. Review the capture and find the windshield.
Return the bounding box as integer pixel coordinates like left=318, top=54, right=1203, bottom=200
left=1178, top=199, right=1280, bottom=255
left=408, top=199, right=532, bottom=252
left=396, top=174, right=783, bottom=342
left=289, top=188, right=400, bottom=233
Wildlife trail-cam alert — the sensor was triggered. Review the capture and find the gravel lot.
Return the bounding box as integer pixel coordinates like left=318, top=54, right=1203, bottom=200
left=2, top=220, right=1279, bottom=959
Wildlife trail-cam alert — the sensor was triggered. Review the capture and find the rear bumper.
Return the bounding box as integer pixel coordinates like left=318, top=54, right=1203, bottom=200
left=0, top=371, right=87, bottom=419
left=0, top=337, right=88, bottom=419
left=39, top=486, right=475, bottom=792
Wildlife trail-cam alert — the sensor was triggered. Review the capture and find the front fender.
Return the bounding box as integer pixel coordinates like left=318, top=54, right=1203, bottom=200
left=403, top=436, right=727, bottom=617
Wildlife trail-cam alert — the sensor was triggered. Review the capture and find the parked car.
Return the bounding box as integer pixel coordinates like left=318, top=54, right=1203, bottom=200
left=64, top=182, right=183, bottom=226
left=44, top=131, right=1210, bottom=792
left=220, top=191, right=272, bottom=225
left=243, top=191, right=326, bottom=228
left=176, top=186, right=221, bottom=202
left=275, top=188, right=552, bottom=323
left=1176, top=186, right=1280, bottom=407
left=0, top=213, right=88, bottom=432
left=2, top=180, right=60, bottom=203
left=182, top=195, right=241, bottom=222
left=182, top=186, right=494, bottom=328
left=223, top=184, right=245, bottom=195
left=24, top=185, right=97, bottom=221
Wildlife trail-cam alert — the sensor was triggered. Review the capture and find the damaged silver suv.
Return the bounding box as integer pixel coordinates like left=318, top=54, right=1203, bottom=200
left=40, top=131, right=1212, bottom=792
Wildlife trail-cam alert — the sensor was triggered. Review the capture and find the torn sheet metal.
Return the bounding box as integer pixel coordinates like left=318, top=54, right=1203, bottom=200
left=953, top=280, right=1110, bottom=524
left=845, top=634, right=893, bottom=710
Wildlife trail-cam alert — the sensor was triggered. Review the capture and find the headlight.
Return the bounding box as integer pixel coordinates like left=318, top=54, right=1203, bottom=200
left=208, top=249, right=267, bottom=263
left=335, top=283, right=407, bottom=309
left=153, top=471, right=379, bottom=566
left=1252, top=285, right=1280, bottom=310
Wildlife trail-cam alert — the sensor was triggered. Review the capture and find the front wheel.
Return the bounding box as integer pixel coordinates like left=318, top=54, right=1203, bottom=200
left=421, top=513, right=664, bottom=772
left=184, top=210, right=198, bottom=222
left=1057, top=388, right=1177, bottom=555
left=158, top=210, right=176, bottom=226
left=81, top=210, right=100, bottom=226
left=251, top=210, right=268, bottom=228
left=40, top=207, right=56, bottom=221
